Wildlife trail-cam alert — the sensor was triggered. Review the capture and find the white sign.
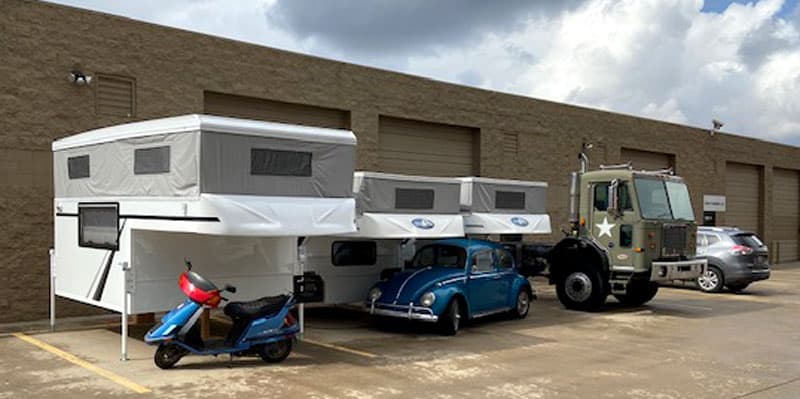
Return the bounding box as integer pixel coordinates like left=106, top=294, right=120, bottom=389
left=703, top=195, right=726, bottom=212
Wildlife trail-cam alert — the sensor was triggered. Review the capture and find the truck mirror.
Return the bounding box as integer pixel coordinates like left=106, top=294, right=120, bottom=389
left=608, top=179, right=619, bottom=216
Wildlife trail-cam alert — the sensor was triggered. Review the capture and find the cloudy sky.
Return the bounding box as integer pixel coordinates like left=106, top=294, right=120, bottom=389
left=49, top=0, right=800, bottom=145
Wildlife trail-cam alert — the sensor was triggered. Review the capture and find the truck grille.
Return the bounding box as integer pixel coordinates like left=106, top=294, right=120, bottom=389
left=662, top=224, right=687, bottom=257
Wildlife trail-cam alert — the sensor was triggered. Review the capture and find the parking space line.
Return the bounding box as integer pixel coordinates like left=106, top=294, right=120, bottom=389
left=12, top=333, right=151, bottom=394
left=301, top=337, right=379, bottom=359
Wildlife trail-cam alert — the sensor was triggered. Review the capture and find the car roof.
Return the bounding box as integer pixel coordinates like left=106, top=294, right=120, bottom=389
left=698, top=226, right=756, bottom=236
left=429, top=238, right=504, bottom=252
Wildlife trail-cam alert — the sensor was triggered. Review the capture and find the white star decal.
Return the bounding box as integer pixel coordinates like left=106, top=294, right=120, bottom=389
left=596, top=217, right=616, bottom=238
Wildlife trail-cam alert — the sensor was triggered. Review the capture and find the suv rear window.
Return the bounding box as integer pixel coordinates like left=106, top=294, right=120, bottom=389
left=732, top=233, right=764, bottom=248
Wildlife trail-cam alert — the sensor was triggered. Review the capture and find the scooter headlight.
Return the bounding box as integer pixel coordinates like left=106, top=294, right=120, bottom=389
left=420, top=292, right=436, bottom=307
left=368, top=287, right=382, bottom=301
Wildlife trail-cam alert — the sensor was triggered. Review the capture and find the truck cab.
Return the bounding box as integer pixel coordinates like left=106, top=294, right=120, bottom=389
left=548, top=146, right=706, bottom=311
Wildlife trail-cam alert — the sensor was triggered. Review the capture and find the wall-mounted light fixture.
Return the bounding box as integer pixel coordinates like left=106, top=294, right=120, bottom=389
left=68, top=70, right=92, bottom=86
left=709, top=119, right=724, bottom=136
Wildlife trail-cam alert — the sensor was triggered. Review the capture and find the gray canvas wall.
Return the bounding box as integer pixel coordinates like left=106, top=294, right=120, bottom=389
left=356, top=174, right=461, bottom=214
left=466, top=181, right=547, bottom=213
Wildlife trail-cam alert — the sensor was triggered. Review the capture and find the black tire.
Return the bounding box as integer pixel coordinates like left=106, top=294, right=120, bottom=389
left=555, top=264, right=607, bottom=311
left=697, top=266, right=724, bottom=293
left=613, top=281, right=659, bottom=306
left=726, top=282, right=750, bottom=293
left=154, top=343, right=187, bottom=369
left=510, top=288, right=532, bottom=319
left=258, top=339, right=293, bottom=363
left=438, top=299, right=462, bottom=336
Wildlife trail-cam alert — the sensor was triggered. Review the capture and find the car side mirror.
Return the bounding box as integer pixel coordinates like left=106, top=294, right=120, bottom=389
left=224, top=284, right=237, bottom=294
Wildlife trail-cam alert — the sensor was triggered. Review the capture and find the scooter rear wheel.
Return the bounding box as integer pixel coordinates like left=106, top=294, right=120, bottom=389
left=258, top=339, right=292, bottom=363
left=154, top=343, right=187, bottom=369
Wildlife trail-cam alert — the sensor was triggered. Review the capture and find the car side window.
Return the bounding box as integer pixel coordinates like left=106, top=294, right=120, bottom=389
left=496, top=249, right=514, bottom=270
left=471, top=251, right=494, bottom=273
left=696, top=234, right=707, bottom=248
left=706, top=234, right=720, bottom=246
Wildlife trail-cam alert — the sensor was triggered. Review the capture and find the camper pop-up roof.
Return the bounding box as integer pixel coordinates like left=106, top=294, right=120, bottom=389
left=52, top=114, right=357, bottom=236
left=459, top=177, right=551, bottom=235
left=352, top=172, right=464, bottom=238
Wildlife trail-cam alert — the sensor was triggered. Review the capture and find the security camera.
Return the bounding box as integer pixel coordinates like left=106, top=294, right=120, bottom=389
left=712, top=119, right=724, bottom=130
left=68, top=71, right=92, bottom=86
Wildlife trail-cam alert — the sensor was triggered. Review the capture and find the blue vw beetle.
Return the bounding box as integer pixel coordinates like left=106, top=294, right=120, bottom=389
left=366, top=239, right=533, bottom=335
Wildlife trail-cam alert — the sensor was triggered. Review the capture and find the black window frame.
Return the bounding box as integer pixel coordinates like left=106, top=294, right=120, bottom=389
left=67, top=155, right=90, bottom=179
left=250, top=148, right=312, bottom=177
left=78, top=202, right=120, bottom=250
left=134, top=146, right=171, bottom=175
left=331, top=241, right=377, bottom=267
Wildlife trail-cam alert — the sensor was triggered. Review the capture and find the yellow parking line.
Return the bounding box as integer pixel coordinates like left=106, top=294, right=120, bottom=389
left=13, top=333, right=150, bottom=394
left=301, top=337, right=379, bottom=359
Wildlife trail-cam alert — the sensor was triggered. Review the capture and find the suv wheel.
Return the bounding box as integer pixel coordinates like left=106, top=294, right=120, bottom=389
left=697, top=266, right=724, bottom=293
left=555, top=264, right=607, bottom=311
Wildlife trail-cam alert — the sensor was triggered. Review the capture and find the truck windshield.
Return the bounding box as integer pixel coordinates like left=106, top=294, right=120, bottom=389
left=634, top=178, right=695, bottom=221
left=411, top=245, right=466, bottom=269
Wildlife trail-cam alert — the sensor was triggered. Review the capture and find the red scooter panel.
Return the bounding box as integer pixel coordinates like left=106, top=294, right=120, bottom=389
left=179, top=271, right=222, bottom=308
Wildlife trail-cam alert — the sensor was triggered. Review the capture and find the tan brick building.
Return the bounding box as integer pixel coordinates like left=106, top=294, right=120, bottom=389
left=2, top=0, right=800, bottom=322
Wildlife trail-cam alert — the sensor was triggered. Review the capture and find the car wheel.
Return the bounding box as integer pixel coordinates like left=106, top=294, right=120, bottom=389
left=726, top=282, right=750, bottom=293
left=258, top=339, right=293, bottom=363
left=154, top=343, right=187, bottom=369
left=510, top=288, right=531, bottom=319
left=613, top=281, right=659, bottom=306
left=555, top=264, right=607, bottom=311
left=438, top=299, right=461, bottom=336
left=697, top=266, right=724, bottom=293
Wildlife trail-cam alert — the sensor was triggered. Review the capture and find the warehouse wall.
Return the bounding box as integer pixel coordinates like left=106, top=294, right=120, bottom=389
left=2, top=0, right=800, bottom=322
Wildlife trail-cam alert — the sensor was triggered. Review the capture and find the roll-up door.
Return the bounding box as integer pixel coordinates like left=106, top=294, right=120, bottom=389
left=725, top=162, right=762, bottom=234
left=621, top=148, right=675, bottom=172
left=378, top=116, right=478, bottom=177
left=772, top=168, right=799, bottom=262
left=204, top=91, right=349, bottom=129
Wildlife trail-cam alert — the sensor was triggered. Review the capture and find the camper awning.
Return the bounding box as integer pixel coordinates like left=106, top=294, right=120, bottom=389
left=462, top=213, right=551, bottom=235
left=354, top=213, right=464, bottom=238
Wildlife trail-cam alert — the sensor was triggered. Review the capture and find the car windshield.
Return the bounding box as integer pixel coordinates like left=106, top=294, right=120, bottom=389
left=410, top=245, right=467, bottom=269
left=634, top=178, right=695, bottom=221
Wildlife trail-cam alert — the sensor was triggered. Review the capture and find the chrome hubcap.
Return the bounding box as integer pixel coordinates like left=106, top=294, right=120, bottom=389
left=565, top=272, right=593, bottom=302
left=698, top=269, right=720, bottom=291
left=517, top=291, right=530, bottom=314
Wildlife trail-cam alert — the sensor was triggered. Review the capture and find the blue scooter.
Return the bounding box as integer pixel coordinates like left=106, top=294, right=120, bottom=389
left=145, top=260, right=299, bottom=369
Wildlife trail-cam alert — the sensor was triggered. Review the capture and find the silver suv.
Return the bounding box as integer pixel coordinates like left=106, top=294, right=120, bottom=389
left=696, top=227, right=770, bottom=293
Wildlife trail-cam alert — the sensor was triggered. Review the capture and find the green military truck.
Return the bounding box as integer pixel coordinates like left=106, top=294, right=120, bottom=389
left=545, top=143, right=706, bottom=311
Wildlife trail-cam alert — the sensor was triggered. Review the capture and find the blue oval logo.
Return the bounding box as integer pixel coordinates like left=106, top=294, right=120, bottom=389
left=412, top=218, right=435, bottom=229
left=510, top=217, right=529, bottom=227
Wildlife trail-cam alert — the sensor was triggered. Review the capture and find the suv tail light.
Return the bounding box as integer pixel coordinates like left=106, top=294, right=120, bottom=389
left=729, top=245, right=753, bottom=256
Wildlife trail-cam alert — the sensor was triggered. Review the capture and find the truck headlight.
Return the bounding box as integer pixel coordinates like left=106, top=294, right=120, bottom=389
left=368, top=287, right=382, bottom=301
left=420, top=292, right=436, bottom=307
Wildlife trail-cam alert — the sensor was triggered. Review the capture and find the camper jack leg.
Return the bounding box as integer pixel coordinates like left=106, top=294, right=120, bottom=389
left=49, top=249, right=55, bottom=332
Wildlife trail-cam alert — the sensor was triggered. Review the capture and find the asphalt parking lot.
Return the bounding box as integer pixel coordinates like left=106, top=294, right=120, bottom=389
left=2, top=267, right=800, bottom=399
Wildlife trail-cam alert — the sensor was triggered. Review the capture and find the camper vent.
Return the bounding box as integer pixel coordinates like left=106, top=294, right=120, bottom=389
left=503, top=133, right=519, bottom=157
left=67, top=155, right=90, bottom=179
left=96, top=75, right=135, bottom=117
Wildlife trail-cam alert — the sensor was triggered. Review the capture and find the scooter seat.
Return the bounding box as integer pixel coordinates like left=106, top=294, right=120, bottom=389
left=224, top=295, right=290, bottom=321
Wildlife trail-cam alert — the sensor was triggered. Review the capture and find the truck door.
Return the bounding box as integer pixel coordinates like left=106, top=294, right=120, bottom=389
left=590, top=181, right=636, bottom=268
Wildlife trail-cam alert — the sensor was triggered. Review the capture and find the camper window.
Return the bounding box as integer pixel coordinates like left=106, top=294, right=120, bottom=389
left=496, top=191, right=525, bottom=210
left=332, top=241, right=377, bottom=266
left=395, top=188, right=434, bottom=210
left=67, top=155, right=90, bottom=179
left=134, top=146, right=170, bottom=174
left=251, top=148, right=312, bottom=176
left=78, top=203, right=119, bottom=250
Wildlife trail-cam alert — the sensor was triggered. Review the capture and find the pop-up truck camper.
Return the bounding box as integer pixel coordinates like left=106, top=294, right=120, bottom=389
left=305, top=172, right=465, bottom=304
left=51, top=115, right=357, bottom=357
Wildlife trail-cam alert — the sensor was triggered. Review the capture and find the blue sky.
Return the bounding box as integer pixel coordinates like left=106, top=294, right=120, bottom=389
left=48, top=0, right=800, bottom=146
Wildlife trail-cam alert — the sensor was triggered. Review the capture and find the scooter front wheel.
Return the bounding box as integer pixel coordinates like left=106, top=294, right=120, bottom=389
left=258, top=339, right=292, bottom=363
left=154, top=343, right=187, bottom=369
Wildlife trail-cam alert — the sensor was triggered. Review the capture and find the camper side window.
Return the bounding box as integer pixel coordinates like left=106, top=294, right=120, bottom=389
left=251, top=149, right=312, bottom=176
left=496, top=191, right=525, bottom=209
left=332, top=241, right=377, bottom=266
left=78, top=203, right=119, bottom=250
left=68, top=155, right=90, bottom=179
left=134, top=146, right=170, bottom=174
left=395, top=188, right=435, bottom=210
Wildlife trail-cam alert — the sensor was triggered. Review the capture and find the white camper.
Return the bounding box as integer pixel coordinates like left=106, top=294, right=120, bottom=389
left=305, top=172, right=465, bottom=304
left=52, top=114, right=357, bottom=318
left=459, top=177, right=551, bottom=235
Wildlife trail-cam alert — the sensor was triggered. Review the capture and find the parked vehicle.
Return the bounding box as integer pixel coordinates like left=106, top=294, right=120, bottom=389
left=695, top=227, right=771, bottom=293
left=366, top=239, right=533, bottom=335
left=145, top=261, right=299, bottom=369
left=543, top=143, right=706, bottom=311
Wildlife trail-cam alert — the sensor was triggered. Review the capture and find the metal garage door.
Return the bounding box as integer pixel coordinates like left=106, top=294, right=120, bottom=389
left=725, top=162, right=762, bottom=234
left=378, top=116, right=477, bottom=177
left=772, top=168, right=799, bottom=262
left=204, top=91, right=349, bottom=129
left=621, top=148, right=675, bottom=171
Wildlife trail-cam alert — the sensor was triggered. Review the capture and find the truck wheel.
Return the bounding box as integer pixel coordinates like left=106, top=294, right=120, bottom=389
left=613, top=281, right=659, bottom=306
left=697, top=266, right=724, bottom=293
left=509, top=288, right=531, bottom=319
left=259, top=339, right=293, bottom=363
left=555, top=265, right=607, bottom=311
left=154, top=343, right=187, bottom=369
left=438, top=299, right=461, bottom=336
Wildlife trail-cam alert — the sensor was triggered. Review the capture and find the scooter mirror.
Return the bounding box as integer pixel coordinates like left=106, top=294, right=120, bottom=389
left=224, top=284, right=237, bottom=294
